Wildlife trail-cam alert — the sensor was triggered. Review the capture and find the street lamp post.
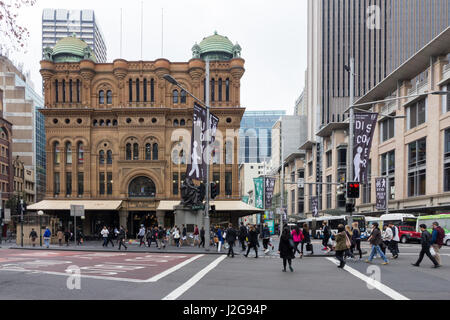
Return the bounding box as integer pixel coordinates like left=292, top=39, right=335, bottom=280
left=163, top=63, right=212, bottom=252
left=37, top=210, right=44, bottom=247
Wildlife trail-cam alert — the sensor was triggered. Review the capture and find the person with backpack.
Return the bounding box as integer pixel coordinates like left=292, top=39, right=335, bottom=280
left=238, top=222, right=247, bottom=251
left=351, top=222, right=363, bottom=260
left=278, top=227, right=295, bottom=272
left=388, top=222, right=399, bottom=259
left=118, top=226, right=127, bottom=250
left=412, top=224, right=440, bottom=268
left=365, top=223, right=389, bottom=265
left=291, top=224, right=304, bottom=258
left=431, top=222, right=445, bottom=266
left=301, top=223, right=313, bottom=255
left=29, top=228, right=38, bottom=247
left=43, top=227, right=51, bottom=248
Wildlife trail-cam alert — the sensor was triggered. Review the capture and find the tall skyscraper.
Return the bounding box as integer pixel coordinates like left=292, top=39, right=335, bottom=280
left=42, top=9, right=107, bottom=62
left=307, top=0, right=450, bottom=135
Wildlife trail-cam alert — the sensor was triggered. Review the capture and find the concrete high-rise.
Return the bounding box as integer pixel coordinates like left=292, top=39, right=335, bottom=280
left=42, top=9, right=107, bottom=63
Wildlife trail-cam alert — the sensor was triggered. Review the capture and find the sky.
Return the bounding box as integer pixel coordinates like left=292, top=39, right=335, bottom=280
left=12, top=0, right=308, bottom=115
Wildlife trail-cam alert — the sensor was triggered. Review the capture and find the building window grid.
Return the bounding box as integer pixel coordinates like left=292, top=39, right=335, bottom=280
left=381, top=150, right=395, bottom=200
left=408, top=138, right=426, bottom=197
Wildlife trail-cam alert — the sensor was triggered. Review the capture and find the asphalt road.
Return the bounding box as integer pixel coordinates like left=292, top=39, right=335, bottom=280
left=0, top=242, right=448, bottom=300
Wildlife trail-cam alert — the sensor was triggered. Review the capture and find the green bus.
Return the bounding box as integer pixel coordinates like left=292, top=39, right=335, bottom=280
left=416, top=214, right=450, bottom=234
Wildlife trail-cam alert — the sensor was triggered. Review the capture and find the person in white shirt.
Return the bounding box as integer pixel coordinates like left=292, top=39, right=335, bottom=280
left=101, top=226, right=109, bottom=247
left=137, top=225, right=146, bottom=247
left=389, top=223, right=400, bottom=259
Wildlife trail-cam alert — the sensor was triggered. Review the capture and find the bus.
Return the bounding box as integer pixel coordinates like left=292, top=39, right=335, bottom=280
left=379, top=213, right=417, bottom=227
left=416, top=214, right=450, bottom=235
left=296, top=215, right=366, bottom=239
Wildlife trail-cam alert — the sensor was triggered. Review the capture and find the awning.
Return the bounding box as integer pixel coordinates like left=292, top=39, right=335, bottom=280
left=157, top=200, right=264, bottom=213
left=27, top=200, right=123, bottom=211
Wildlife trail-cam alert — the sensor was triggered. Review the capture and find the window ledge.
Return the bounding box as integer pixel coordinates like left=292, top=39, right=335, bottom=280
left=404, top=123, right=427, bottom=138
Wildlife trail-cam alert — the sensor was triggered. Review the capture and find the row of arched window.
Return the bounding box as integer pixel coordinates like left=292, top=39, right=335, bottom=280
left=173, top=119, right=186, bottom=126
left=55, top=79, right=81, bottom=103
left=129, top=78, right=155, bottom=103
left=204, top=78, right=230, bottom=102
left=54, top=142, right=84, bottom=164
left=172, top=89, right=187, bottom=104
left=126, top=143, right=159, bottom=161
left=93, top=119, right=118, bottom=126
left=99, top=90, right=113, bottom=105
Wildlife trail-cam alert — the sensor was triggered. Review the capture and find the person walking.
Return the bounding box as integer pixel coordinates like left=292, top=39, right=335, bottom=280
left=351, top=222, right=363, bottom=260
left=106, top=227, right=115, bottom=247
left=225, top=223, right=237, bottom=258
left=76, top=228, right=83, bottom=245
left=217, top=226, right=224, bottom=252
left=431, top=222, right=445, bottom=266
left=118, top=226, right=127, bottom=250
left=365, top=223, right=389, bottom=265
left=291, top=224, right=304, bottom=258
left=137, top=225, right=146, bottom=247
left=261, top=223, right=271, bottom=254
left=239, top=222, right=247, bottom=251
left=389, top=222, right=400, bottom=259
left=301, top=223, right=313, bottom=255
left=29, top=228, right=38, bottom=247
left=173, top=226, right=181, bottom=247
left=199, top=226, right=205, bottom=248
left=321, top=221, right=333, bottom=252
left=344, top=225, right=355, bottom=259
left=64, top=229, right=71, bottom=246
left=157, top=226, right=166, bottom=249
left=278, top=227, right=295, bottom=272
left=193, top=225, right=199, bottom=247
left=244, top=225, right=259, bottom=258
left=57, top=229, right=63, bottom=246
left=43, top=227, right=51, bottom=248
left=101, top=226, right=109, bottom=247
left=381, top=225, right=391, bottom=255
left=145, top=227, right=152, bottom=247
left=412, top=224, right=440, bottom=268
left=335, top=224, right=350, bottom=269
left=180, top=224, right=187, bottom=247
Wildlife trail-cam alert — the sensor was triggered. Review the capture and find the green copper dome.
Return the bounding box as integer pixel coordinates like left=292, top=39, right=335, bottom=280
left=49, top=34, right=97, bottom=63
left=193, top=31, right=241, bottom=61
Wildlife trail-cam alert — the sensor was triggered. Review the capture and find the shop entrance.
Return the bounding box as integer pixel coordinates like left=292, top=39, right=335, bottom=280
left=128, top=211, right=157, bottom=236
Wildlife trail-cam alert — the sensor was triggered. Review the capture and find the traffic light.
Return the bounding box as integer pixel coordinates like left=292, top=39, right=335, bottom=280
left=210, top=182, right=218, bottom=199
left=198, top=183, right=206, bottom=202
left=346, top=182, right=360, bottom=199
left=209, top=205, right=216, bottom=215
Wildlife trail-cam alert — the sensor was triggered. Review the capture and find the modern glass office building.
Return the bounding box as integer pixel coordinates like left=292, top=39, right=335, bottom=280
left=239, top=110, right=286, bottom=164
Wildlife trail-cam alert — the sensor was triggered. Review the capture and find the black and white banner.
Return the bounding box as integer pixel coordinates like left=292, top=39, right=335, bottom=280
left=375, top=177, right=387, bottom=210
left=311, top=196, right=319, bottom=217
left=186, top=102, right=219, bottom=181
left=264, top=177, right=276, bottom=209
left=353, top=112, right=378, bottom=183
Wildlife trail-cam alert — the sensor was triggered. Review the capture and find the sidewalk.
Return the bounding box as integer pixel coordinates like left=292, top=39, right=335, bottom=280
left=2, top=239, right=365, bottom=257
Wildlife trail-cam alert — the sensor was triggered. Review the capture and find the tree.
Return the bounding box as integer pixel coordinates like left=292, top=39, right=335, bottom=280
left=0, top=0, right=36, bottom=52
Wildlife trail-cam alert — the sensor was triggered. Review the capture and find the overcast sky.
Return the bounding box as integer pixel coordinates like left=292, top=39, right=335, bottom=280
left=13, top=0, right=307, bottom=115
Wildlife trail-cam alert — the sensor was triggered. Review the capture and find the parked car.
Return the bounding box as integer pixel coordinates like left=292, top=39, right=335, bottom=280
left=398, top=225, right=421, bottom=244
left=444, top=234, right=450, bottom=246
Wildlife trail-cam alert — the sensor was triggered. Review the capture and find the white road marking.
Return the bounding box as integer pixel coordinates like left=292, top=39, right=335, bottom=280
left=147, top=254, right=204, bottom=282
left=162, top=255, right=227, bottom=300
left=326, top=258, right=409, bottom=300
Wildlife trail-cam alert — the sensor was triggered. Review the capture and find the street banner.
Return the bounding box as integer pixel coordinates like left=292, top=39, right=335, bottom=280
left=253, top=177, right=264, bottom=209
left=353, top=112, right=378, bottom=183
left=375, top=177, right=387, bottom=210
left=265, top=220, right=275, bottom=235
left=311, top=196, right=319, bottom=217
left=264, top=177, right=276, bottom=208
left=242, top=196, right=249, bottom=204
left=186, top=102, right=219, bottom=181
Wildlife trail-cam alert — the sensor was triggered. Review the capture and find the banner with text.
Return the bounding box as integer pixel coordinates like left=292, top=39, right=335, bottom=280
left=375, top=177, right=387, bottom=210
left=353, top=112, right=378, bottom=183
left=264, top=177, right=276, bottom=209
left=311, top=196, right=319, bottom=217
left=253, top=177, right=264, bottom=209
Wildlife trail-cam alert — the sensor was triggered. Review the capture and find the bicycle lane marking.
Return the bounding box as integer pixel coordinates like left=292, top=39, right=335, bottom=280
left=162, top=255, right=227, bottom=300
left=326, top=258, right=409, bottom=300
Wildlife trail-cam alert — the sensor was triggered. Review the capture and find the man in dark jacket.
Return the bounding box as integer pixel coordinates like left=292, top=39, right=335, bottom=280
left=412, top=224, right=440, bottom=268
left=261, top=224, right=271, bottom=253
left=225, top=224, right=237, bottom=258
left=199, top=226, right=205, bottom=248
left=118, top=226, right=127, bottom=250
left=365, top=223, right=389, bottom=265
left=239, top=222, right=247, bottom=251
left=244, top=225, right=259, bottom=258
left=431, top=222, right=445, bottom=266
left=321, top=221, right=333, bottom=252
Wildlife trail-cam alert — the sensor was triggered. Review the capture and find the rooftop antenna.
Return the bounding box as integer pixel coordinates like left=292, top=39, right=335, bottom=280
left=120, top=8, right=123, bottom=58
left=161, top=8, right=164, bottom=57
left=140, top=1, right=143, bottom=60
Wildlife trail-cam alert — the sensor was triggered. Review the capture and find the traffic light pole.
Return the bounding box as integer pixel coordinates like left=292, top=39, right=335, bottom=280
left=204, top=60, right=211, bottom=251
left=347, top=57, right=355, bottom=226
left=20, top=198, right=24, bottom=247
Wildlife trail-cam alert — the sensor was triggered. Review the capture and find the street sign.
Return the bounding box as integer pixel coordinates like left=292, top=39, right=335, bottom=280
left=297, top=178, right=304, bottom=188
left=70, top=205, right=85, bottom=217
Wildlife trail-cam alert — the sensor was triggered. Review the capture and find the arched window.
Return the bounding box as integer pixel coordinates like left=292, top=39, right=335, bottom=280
left=143, top=78, right=147, bottom=102
left=173, top=90, right=179, bottom=104
left=99, top=90, right=105, bottom=104
left=76, top=79, right=80, bottom=102
left=128, top=79, right=133, bottom=102
left=150, top=78, right=155, bottom=102
left=54, top=142, right=60, bottom=164
left=99, top=119, right=105, bottom=126
left=226, top=78, right=230, bottom=101
left=180, top=90, right=187, bottom=104
left=136, top=78, right=140, bottom=102
left=128, top=176, right=156, bottom=198
left=99, top=150, right=105, bottom=164
left=152, top=143, right=158, bottom=160
left=133, top=143, right=139, bottom=160
left=66, top=142, right=72, bottom=164
left=93, top=119, right=98, bottom=126
left=180, top=119, right=185, bottom=126
left=173, top=119, right=179, bottom=127
left=218, top=78, right=223, bottom=101
left=77, top=142, right=84, bottom=164
left=107, top=90, right=112, bottom=104
left=55, top=80, right=59, bottom=102
left=106, top=119, right=111, bottom=126
left=212, top=140, right=221, bottom=164
left=69, top=79, right=73, bottom=102
left=62, top=79, right=66, bottom=103
left=107, top=150, right=112, bottom=164
left=211, top=78, right=215, bottom=102
left=126, top=143, right=132, bottom=160
left=145, top=143, right=151, bottom=160
left=113, top=119, right=118, bottom=126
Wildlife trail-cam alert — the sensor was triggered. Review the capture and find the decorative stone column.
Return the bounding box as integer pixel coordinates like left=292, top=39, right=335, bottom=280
left=156, top=210, right=165, bottom=227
